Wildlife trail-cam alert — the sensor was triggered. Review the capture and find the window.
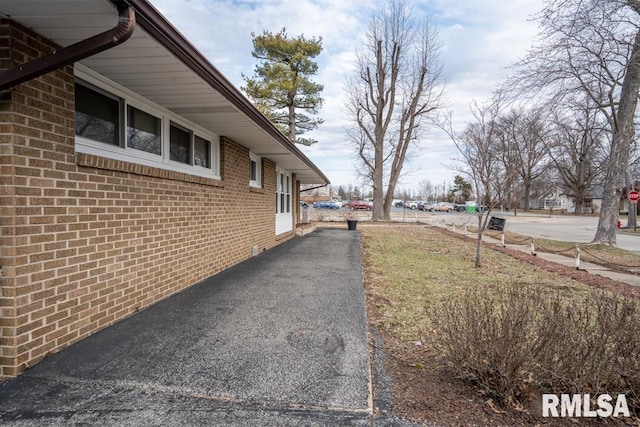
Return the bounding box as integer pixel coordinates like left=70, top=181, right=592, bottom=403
left=194, top=135, right=210, bottom=168
left=75, top=83, right=122, bottom=146
left=544, top=198, right=563, bottom=208
left=74, top=69, right=220, bottom=180
left=127, top=106, right=161, bottom=155
left=170, top=123, right=191, bottom=164
left=286, top=175, right=291, bottom=213
left=249, top=153, right=261, bottom=187
left=280, top=173, right=285, bottom=213
left=276, top=169, right=291, bottom=214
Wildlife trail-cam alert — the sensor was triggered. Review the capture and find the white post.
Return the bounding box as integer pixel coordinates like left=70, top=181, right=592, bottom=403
left=464, top=225, right=468, bottom=237
left=530, top=239, right=536, bottom=256
left=501, top=232, right=505, bottom=247
left=575, top=245, right=581, bottom=270
left=452, top=224, right=456, bottom=233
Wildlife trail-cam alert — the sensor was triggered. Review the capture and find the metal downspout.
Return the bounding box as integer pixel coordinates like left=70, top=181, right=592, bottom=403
left=0, top=2, right=135, bottom=91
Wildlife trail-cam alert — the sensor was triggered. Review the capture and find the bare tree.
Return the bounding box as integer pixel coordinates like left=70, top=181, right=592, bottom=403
left=544, top=98, right=608, bottom=214
left=418, top=179, right=434, bottom=201
left=497, top=108, right=551, bottom=210
left=510, top=0, right=640, bottom=246
left=441, top=97, right=517, bottom=267
left=345, top=0, right=445, bottom=221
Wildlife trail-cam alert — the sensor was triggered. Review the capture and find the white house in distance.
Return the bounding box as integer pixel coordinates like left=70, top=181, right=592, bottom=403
left=0, top=0, right=328, bottom=380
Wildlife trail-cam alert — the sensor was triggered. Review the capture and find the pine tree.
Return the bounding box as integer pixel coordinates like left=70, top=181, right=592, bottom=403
left=243, top=28, right=324, bottom=146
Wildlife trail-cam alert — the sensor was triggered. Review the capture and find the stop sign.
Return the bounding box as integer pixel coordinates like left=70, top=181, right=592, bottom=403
left=629, top=190, right=640, bottom=203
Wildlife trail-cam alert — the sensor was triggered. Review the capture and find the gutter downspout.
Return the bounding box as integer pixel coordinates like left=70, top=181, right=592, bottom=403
left=0, top=1, right=135, bottom=91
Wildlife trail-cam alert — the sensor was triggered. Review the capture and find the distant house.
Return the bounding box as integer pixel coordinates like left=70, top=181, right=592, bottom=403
left=530, top=187, right=603, bottom=214
left=536, top=189, right=573, bottom=211
left=0, top=0, right=328, bottom=380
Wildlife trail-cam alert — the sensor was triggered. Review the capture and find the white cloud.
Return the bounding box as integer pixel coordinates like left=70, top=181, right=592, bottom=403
left=148, top=0, right=543, bottom=191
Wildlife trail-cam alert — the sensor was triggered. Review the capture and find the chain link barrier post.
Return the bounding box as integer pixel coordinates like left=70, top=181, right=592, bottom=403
left=531, top=238, right=536, bottom=256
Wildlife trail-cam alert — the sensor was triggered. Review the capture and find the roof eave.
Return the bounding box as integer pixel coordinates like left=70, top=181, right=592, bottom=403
left=122, top=0, right=329, bottom=186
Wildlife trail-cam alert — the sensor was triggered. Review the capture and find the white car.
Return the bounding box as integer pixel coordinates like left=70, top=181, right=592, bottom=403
left=405, top=201, right=419, bottom=209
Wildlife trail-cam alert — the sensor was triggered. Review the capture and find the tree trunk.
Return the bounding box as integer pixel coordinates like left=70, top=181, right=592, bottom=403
left=593, top=29, right=640, bottom=245
left=626, top=170, right=637, bottom=228
left=288, top=103, right=296, bottom=143
left=372, top=142, right=385, bottom=221
left=383, top=180, right=396, bottom=221
left=523, top=182, right=531, bottom=211
left=475, top=214, right=483, bottom=267
left=574, top=198, right=583, bottom=215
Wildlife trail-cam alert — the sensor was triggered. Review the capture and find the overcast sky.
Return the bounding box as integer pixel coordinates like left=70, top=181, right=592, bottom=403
left=149, top=0, right=543, bottom=194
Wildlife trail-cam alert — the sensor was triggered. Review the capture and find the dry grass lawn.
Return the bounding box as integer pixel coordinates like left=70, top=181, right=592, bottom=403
left=360, top=223, right=640, bottom=426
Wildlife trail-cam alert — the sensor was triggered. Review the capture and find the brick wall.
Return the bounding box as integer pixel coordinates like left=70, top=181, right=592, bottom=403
left=0, top=20, right=293, bottom=380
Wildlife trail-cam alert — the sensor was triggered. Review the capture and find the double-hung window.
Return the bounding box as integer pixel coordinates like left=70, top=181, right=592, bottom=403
left=276, top=170, right=291, bottom=214
left=73, top=66, right=220, bottom=180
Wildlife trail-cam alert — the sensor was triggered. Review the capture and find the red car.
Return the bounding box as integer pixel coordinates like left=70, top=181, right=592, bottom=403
left=346, top=200, right=373, bottom=210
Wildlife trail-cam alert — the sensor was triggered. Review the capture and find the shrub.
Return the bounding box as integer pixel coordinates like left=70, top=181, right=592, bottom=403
left=430, top=284, right=640, bottom=416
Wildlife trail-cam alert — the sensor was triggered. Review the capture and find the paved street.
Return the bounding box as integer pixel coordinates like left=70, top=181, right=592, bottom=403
left=308, top=207, right=640, bottom=254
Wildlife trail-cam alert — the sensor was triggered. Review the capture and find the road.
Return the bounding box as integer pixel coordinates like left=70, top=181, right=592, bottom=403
left=447, top=211, right=640, bottom=254
left=306, top=206, right=640, bottom=254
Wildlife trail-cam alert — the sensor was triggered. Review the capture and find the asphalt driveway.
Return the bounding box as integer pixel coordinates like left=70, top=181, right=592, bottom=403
left=0, top=228, right=378, bottom=426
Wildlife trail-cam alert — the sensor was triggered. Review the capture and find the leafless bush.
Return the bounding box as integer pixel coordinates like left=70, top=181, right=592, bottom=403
left=430, top=285, right=640, bottom=415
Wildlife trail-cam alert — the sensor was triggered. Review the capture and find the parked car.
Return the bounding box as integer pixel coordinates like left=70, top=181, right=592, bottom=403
left=433, top=202, right=455, bottom=212
left=300, top=201, right=309, bottom=208
left=346, top=200, right=373, bottom=210
left=419, top=201, right=436, bottom=211
left=313, top=201, right=339, bottom=209
left=393, top=199, right=404, bottom=208
left=404, top=200, right=419, bottom=210
left=332, top=199, right=343, bottom=208
left=453, top=203, right=466, bottom=212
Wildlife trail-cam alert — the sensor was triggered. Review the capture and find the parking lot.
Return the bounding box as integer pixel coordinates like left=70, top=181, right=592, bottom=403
left=303, top=206, right=640, bottom=254
left=304, top=205, right=472, bottom=222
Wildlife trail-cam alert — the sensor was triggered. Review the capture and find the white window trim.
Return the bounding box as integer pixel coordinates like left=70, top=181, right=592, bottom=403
left=249, top=153, right=261, bottom=188
left=74, top=64, right=221, bottom=180
left=275, top=167, right=293, bottom=235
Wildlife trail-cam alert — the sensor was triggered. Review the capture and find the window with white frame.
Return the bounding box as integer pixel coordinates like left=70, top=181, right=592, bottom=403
left=73, top=67, right=220, bottom=180
left=249, top=153, right=261, bottom=188
left=276, top=169, right=291, bottom=214
left=75, top=82, right=122, bottom=146
left=127, top=105, right=161, bottom=155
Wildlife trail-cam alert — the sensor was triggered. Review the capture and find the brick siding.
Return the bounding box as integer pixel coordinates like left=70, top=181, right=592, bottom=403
left=0, top=20, right=293, bottom=380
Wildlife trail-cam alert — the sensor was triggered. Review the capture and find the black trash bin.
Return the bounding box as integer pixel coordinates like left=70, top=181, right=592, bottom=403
left=347, top=219, right=358, bottom=230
